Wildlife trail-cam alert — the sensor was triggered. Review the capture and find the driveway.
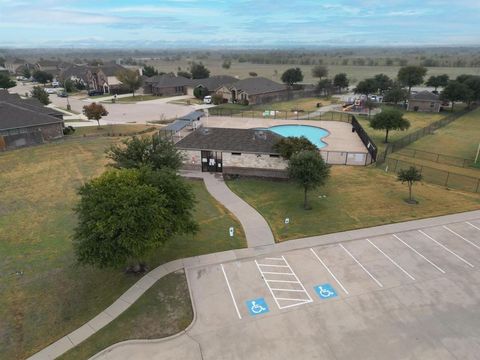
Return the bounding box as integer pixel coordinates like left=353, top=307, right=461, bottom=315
left=94, top=216, right=480, bottom=360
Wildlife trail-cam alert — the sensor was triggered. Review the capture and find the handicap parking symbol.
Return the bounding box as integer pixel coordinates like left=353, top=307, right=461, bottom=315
left=246, top=298, right=269, bottom=316
left=314, top=283, right=338, bottom=299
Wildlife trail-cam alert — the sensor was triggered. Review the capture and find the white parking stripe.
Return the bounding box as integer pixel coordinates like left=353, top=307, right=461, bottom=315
left=281, top=256, right=314, bottom=302
left=270, top=288, right=305, bottom=292
left=366, top=239, right=416, bottom=280
left=265, top=279, right=299, bottom=284
left=310, top=248, right=349, bottom=295
left=255, top=260, right=281, bottom=309
left=265, top=257, right=284, bottom=261
left=339, top=244, right=384, bottom=288
left=261, top=271, right=295, bottom=276
left=443, top=226, right=480, bottom=250
left=419, top=230, right=474, bottom=268
left=466, top=221, right=480, bottom=231
left=220, top=264, right=242, bottom=319
left=275, top=297, right=312, bottom=302
left=393, top=234, right=446, bottom=274
left=258, top=264, right=290, bottom=268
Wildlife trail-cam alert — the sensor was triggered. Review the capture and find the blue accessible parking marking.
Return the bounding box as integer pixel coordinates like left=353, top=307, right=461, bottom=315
left=314, top=283, right=338, bottom=299
left=246, top=298, right=269, bottom=316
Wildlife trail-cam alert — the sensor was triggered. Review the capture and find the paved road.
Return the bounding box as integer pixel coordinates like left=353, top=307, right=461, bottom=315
left=94, top=215, right=480, bottom=360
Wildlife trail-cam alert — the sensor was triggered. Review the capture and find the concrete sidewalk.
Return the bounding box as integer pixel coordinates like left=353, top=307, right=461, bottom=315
left=181, top=171, right=275, bottom=248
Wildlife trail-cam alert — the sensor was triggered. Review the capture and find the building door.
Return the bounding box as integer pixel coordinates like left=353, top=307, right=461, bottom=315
left=201, top=151, right=222, bottom=172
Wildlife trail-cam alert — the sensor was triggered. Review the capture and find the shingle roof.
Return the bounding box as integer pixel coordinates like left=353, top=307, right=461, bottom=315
left=147, top=74, right=193, bottom=88
left=410, top=91, right=440, bottom=101
left=230, top=77, right=286, bottom=95
left=176, top=127, right=283, bottom=154
left=192, top=75, right=238, bottom=91
left=0, top=102, right=63, bottom=131
left=0, top=90, right=63, bottom=118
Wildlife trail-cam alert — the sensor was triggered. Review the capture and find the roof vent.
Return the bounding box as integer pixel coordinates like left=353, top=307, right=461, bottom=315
left=254, top=130, right=267, bottom=141
left=201, top=128, right=211, bottom=135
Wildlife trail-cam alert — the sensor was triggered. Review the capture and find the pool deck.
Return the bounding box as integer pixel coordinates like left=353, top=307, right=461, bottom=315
left=202, top=116, right=367, bottom=153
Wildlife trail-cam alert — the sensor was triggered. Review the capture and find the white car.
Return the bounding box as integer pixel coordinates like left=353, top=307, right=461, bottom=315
left=203, top=95, right=212, bottom=104
left=45, top=88, right=57, bottom=94
left=52, top=81, right=60, bottom=87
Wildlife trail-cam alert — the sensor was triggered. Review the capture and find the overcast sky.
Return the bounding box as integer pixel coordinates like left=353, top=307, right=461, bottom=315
left=1, top=0, right=480, bottom=48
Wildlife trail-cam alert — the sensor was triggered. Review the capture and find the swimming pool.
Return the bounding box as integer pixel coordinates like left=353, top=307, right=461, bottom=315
left=266, top=125, right=329, bottom=148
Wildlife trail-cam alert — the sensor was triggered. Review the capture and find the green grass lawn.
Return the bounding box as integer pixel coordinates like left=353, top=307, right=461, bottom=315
left=71, top=124, right=157, bottom=137
left=58, top=271, right=192, bottom=360
left=356, top=107, right=446, bottom=153
left=0, top=137, right=246, bottom=359
left=405, top=107, right=480, bottom=160
left=115, top=95, right=161, bottom=103
left=227, top=166, right=480, bottom=241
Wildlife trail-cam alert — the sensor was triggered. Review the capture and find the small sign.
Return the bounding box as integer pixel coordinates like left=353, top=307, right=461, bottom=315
left=246, top=298, right=269, bottom=316
left=314, top=284, right=337, bottom=299
left=285, top=218, right=290, bottom=225
left=229, top=227, right=234, bottom=237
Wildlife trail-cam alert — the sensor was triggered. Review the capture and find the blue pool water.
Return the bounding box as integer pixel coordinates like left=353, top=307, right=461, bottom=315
left=266, top=125, right=328, bottom=148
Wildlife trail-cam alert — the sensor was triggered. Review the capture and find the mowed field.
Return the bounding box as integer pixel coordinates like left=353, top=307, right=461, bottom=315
left=0, top=136, right=246, bottom=359
left=227, top=166, right=480, bottom=241
left=147, top=59, right=480, bottom=84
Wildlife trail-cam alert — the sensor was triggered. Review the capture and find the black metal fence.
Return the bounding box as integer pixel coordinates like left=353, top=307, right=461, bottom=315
left=396, top=148, right=476, bottom=168
left=351, top=115, right=378, bottom=161
left=376, top=108, right=472, bottom=163
left=382, top=157, right=480, bottom=193
left=208, top=108, right=353, bottom=122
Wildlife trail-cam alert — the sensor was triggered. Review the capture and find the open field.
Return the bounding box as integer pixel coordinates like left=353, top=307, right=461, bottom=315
left=147, top=59, right=480, bottom=84
left=226, top=166, right=480, bottom=241
left=0, top=137, right=245, bottom=359
left=356, top=108, right=446, bottom=153
left=59, top=271, right=192, bottom=360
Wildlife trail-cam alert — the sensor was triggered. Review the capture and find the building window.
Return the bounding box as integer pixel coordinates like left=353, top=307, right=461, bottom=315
left=231, top=152, right=241, bottom=156
left=269, top=154, right=280, bottom=158
left=430, top=102, right=435, bottom=108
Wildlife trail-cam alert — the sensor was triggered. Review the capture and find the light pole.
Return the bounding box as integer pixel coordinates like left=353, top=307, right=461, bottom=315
left=64, top=80, right=71, bottom=111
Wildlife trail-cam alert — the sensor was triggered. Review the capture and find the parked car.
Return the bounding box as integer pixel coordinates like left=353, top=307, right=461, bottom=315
left=52, top=81, right=60, bottom=87
left=45, top=88, right=57, bottom=94
left=203, top=95, right=212, bottom=104
left=88, top=89, right=104, bottom=96
left=57, top=91, right=68, bottom=98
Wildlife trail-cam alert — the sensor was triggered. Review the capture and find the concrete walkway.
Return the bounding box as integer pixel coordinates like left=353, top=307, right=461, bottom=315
left=181, top=171, right=275, bottom=248
left=27, top=209, right=480, bottom=360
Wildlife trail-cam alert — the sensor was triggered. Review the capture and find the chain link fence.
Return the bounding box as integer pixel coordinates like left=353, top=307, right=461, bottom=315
left=208, top=108, right=353, bottom=122
left=396, top=148, right=476, bottom=168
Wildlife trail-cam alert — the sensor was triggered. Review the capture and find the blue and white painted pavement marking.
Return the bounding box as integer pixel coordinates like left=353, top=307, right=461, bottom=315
left=246, top=298, right=269, bottom=316
left=314, top=284, right=338, bottom=299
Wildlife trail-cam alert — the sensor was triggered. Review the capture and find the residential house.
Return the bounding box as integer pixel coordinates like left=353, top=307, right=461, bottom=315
left=143, top=73, right=193, bottom=96
left=188, top=75, right=238, bottom=96
left=35, top=59, right=71, bottom=78
left=4, top=58, right=36, bottom=76
left=216, top=77, right=288, bottom=105
left=60, top=63, right=127, bottom=93
left=0, top=90, right=64, bottom=150
left=176, top=127, right=288, bottom=178
left=407, top=91, right=442, bottom=112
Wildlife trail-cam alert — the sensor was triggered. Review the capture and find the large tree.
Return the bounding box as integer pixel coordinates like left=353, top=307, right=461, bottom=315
left=32, top=70, right=53, bottom=85
left=397, top=166, right=422, bottom=204
left=288, top=150, right=330, bottom=210
left=397, top=65, right=427, bottom=96
left=426, top=74, right=449, bottom=92
left=73, top=168, right=197, bottom=270
left=274, top=136, right=317, bottom=160
left=316, top=78, right=334, bottom=96
left=333, top=73, right=349, bottom=92
left=117, top=69, right=142, bottom=97
left=281, top=67, right=304, bottom=87
left=106, top=135, right=184, bottom=171
left=354, top=78, right=377, bottom=96
left=190, top=62, right=210, bottom=79
left=83, top=102, right=108, bottom=127
left=0, top=73, right=16, bottom=89
left=142, top=65, right=158, bottom=77
left=373, top=73, right=393, bottom=93
left=311, top=65, right=328, bottom=80
left=441, top=80, right=473, bottom=111
left=370, top=108, right=410, bottom=143
left=31, top=85, right=50, bottom=105
left=383, top=86, right=408, bottom=105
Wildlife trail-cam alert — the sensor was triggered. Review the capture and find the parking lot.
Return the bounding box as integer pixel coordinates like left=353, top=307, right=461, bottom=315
left=187, top=219, right=480, bottom=359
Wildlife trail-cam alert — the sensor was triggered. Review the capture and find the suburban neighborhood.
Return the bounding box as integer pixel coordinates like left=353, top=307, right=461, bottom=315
left=1, top=1, right=480, bottom=360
